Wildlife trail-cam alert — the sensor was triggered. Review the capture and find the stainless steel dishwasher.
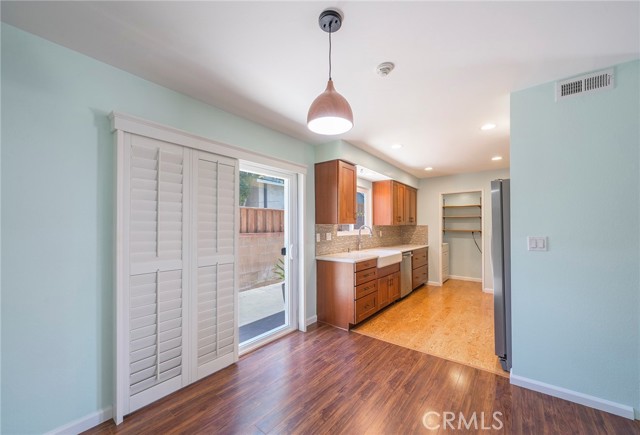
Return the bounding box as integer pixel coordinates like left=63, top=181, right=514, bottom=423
left=400, top=251, right=413, bottom=297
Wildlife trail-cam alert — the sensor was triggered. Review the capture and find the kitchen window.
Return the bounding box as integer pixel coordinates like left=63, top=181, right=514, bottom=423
left=337, top=185, right=371, bottom=235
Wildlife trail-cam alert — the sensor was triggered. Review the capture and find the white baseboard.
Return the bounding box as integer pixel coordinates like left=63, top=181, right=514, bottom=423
left=483, top=288, right=494, bottom=293
left=427, top=280, right=441, bottom=286
left=510, top=372, right=635, bottom=419
left=45, top=406, right=112, bottom=435
left=306, top=315, right=317, bottom=326
left=448, top=275, right=482, bottom=283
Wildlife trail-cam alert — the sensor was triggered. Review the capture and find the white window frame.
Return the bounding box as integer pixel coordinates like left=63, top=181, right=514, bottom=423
left=337, top=185, right=372, bottom=236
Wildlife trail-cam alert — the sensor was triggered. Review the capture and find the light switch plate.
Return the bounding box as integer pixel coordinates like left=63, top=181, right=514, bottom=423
left=316, top=233, right=320, bottom=243
left=326, top=233, right=332, bottom=241
left=527, top=236, right=548, bottom=251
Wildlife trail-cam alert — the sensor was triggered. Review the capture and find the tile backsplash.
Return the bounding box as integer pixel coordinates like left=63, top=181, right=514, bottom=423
left=315, top=225, right=428, bottom=256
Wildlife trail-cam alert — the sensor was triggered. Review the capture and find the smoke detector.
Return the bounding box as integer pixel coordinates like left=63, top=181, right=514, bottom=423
left=376, top=62, right=395, bottom=77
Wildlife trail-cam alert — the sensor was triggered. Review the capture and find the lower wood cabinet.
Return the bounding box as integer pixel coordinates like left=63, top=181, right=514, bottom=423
left=355, top=291, right=378, bottom=324
left=377, top=263, right=400, bottom=310
left=411, top=247, right=429, bottom=289
left=317, top=259, right=400, bottom=330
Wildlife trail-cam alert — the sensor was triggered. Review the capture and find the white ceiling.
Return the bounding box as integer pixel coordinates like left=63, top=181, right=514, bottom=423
left=3, top=1, right=639, bottom=178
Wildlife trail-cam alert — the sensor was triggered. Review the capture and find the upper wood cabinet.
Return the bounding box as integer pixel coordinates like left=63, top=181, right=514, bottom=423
left=373, top=180, right=418, bottom=226
left=315, top=159, right=357, bottom=224
left=405, top=186, right=417, bottom=225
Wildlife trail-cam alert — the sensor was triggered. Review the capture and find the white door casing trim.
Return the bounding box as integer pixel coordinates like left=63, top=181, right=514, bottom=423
left=113, top=112, right=307, bottom=424
left=110, top=112, right=307, bottom=175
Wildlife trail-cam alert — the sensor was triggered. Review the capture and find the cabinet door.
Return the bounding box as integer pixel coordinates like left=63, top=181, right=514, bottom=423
left=315, top=160, right=356, bottom=224
left=377, top=276, right=390, bottom=309
left=389, top=272, right=401, bottom=301
left=405, top=187, right=417, bottom=225
left=372, top=180, right=393, bottom=225
left=393, top=182, right=406, bottom=225
left=338, top=160, right=357, bottom=224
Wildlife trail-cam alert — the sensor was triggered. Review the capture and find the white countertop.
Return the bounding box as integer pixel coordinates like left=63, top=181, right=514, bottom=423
left=316, top=244, right=428, bottom=263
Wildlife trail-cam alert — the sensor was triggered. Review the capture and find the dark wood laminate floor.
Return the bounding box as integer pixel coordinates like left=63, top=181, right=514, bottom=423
left=86, top=324, right=640, bottom=434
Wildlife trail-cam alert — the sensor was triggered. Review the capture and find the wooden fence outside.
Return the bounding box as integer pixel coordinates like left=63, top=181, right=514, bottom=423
left=240, top=207, right=284, bottom=233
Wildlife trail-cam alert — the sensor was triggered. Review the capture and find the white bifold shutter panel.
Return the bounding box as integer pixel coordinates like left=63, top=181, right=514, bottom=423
left=127, top=135, right=189, bottom=412
left=116, top=131, right=238, bottom=421
left=191, top=151, right=237, bottom=380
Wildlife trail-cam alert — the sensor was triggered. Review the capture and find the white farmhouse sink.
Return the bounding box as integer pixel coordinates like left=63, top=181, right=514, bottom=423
left=365, top=249, right=403, bottom=268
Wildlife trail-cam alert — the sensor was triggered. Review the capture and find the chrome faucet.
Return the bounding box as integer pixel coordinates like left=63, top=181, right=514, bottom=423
left=357, top=225, right=373, bottom=250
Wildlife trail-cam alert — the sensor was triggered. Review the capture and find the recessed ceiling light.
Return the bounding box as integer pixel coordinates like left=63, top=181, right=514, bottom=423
left=492, top=156, right=503, bottom=161
left=481, top=123, right=497, bottom=131
left=391, top=143, right=403, bottom=149
left=424, top=167, right=433, bottom=171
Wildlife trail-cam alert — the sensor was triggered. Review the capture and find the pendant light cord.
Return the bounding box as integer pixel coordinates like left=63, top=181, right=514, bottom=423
left=328, top=22, right=332, bottom=80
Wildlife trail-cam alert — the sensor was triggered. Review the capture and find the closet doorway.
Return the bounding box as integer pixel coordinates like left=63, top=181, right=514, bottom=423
left=440, top=190, right=485, bottom=289
left=238, top=163, right=298, bottom=353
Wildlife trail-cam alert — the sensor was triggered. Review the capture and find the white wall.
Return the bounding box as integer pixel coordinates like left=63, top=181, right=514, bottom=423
left=418, top=168, right=510, bottom=290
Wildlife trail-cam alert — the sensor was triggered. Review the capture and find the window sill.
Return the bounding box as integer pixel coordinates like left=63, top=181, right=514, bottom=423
left=336, top=230, right=360, bottom=237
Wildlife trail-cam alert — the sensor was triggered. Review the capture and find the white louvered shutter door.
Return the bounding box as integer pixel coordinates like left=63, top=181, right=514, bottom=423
left=127, top=134, right=189, bottom=412
left=192, top=150, right=238, bottom=380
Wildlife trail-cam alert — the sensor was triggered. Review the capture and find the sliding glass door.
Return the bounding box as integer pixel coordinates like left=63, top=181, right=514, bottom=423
left=238, top=163, right=297, bottom=352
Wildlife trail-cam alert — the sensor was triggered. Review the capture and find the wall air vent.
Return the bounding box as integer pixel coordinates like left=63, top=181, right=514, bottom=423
left=556, top=68, right=614, bottom=101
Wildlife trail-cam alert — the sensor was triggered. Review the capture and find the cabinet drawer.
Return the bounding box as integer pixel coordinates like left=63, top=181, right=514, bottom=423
left=355, top=280, right=378, bottom=299
left=355, top=268, right=378, bottom=286
left=412, top=264, right=428, bottom=288
left=355, top=292, right=378, bottom=323
left=442, top=251, right=449, bottom=265
left=355, top=259, right=378, bottom=272
left=412, top=248, right=428, bottom=269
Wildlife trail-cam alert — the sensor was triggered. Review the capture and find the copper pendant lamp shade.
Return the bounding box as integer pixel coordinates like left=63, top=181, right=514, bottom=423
left=307, top=9, right=353, bottom=135
left=307, top=79, right=353, bottom=135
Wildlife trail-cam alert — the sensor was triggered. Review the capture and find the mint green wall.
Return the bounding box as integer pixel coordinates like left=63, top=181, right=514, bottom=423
left=315, top=140, right=419, bottom=188
left=1, top=24, right=317, bottom=433
left=511, top=60, right=640, bottom=414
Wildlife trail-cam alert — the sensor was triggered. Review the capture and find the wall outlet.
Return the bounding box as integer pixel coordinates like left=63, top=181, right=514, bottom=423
left=379, top=231, right=383, bottom=237
left=326, top=233, right=332, bottom=241
left=316, top=233, right=320, bottom=243
left=527, top=236, right=548, bottom=251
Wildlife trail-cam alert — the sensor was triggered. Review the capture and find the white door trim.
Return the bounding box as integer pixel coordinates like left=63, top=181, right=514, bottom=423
left=110, top=112, right=307, bottom=174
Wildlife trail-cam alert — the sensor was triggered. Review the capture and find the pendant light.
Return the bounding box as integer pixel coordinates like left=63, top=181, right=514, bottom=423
left=307, top=9, right=353, bottom=135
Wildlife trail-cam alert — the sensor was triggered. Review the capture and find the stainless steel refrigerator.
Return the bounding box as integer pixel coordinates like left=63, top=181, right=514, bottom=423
left=491, top=179, right=511, bottom=372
